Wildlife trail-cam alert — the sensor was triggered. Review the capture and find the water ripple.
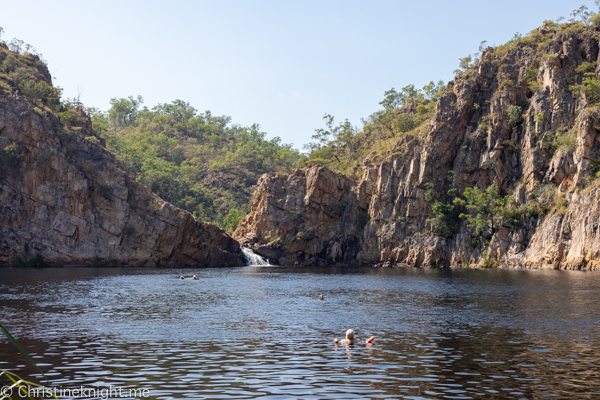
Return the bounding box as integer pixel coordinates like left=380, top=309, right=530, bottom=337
left=1, top=267, right=600, bottom=398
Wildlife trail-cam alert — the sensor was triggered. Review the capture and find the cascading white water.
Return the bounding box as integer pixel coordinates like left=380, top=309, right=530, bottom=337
left=242, top=248, right=270, bottom=266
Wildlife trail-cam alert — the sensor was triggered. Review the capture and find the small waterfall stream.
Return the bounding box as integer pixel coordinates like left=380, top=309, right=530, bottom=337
left=242, top=248, right=270, bottom=266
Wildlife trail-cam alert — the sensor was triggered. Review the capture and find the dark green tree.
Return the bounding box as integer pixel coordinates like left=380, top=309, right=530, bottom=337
left=424, top=182, right=455, bottom=239
left=454, top=184, right=511, bottom=239
left=223, top=208, right=244, bottom=232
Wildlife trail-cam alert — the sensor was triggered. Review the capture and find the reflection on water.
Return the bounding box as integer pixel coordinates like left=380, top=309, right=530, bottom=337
left=1, top=267, right=600, bottom=399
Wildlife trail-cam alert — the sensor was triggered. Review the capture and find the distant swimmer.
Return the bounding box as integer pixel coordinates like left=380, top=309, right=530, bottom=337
left=179, top=276, right=184, bottom=280
left=334, top=329, right=375, bottom=345
left=319, top=294, right=324, bottom=301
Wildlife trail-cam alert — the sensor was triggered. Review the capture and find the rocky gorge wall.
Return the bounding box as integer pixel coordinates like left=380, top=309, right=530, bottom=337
left=234, top=166, right=369, bottom=266
left=235, top=23, right=600, bottom=270
left=0, top=95, right=243, bottom=267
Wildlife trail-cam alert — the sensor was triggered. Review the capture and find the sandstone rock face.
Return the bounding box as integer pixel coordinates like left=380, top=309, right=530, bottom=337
left=0, top=96, right=244, bottom=267
left=234, top=166, right=368, bottom=265
left=236, top=27, right=600, bottom=270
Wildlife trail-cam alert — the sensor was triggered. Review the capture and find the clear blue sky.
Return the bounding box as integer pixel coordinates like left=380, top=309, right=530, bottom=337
left=0, top=0, right=593, bottom=149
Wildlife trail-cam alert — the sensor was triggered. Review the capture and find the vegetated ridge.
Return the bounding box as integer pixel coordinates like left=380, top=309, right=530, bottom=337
left=0, top=34, right=243, bottom=267
left=89, top=97, right=304, bottom=232
left=235, top=8, right=600, bottom=270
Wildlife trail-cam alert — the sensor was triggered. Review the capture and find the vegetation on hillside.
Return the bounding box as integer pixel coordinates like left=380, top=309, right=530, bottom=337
left=0, top=28, right=105, bottom=186
left=0, top=27, right=304, bottom=232
left=304, top=80, right=446, bottom=177
left=90, top=98, right=304, bottom=230
left=0, top=28, right=56, bottom=104
left=3, top=1, right=600, bottom=239
left=301, top=2, right=600, bottom=247
left=0, top=27, right=103, bottom=143
left=305, top=2, right=600, bottom=180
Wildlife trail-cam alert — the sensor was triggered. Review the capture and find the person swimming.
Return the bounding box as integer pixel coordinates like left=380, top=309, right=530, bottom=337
left=179, top=276, right=184, bottom=280
left=319, top=294, right=324, bottom=301
left=334, top=329, right=375, bottom=345
left=189, top=275, right=198, bottom=280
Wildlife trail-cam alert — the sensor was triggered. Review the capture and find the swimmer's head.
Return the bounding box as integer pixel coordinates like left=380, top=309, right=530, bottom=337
left=346, top=329, right=354, bottom=339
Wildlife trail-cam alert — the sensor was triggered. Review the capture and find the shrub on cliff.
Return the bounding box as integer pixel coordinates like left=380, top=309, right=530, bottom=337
left=19, top=79, right=60, bottom=108
left=424, top=182, right=456, bottom=240
left=507, top=105, right=522, bottom=128
left=453, top=54, right=475, bottom=76
left=569, top=61, right=600, bottom=105
left=0, top=140, right=22, bottom=164
left=454, top=185, right=512, bottom=240
left=394, top=113, right=416, bottom=133
left=0, top=28, right=98, bottom=139
left=426, top=201, right=455, bottom=240
left=0, top=139, right=23, bottom=178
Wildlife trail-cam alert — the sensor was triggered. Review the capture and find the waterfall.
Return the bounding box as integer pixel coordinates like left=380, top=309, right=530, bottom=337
left=242, top=248, right=270, bottom=266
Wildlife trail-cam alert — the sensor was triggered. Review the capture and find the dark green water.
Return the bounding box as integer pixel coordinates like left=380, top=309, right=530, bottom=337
left=1, top=266, right=600, bottom=399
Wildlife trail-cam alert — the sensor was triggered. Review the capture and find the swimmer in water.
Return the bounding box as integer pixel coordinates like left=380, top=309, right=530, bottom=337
left=334, top=329, right=375, bottom=345
left=179, top=276, right=184, bottom=280
left=319, top=294, right=324, bottom=301
left=189, top=275, right=199, bottom=280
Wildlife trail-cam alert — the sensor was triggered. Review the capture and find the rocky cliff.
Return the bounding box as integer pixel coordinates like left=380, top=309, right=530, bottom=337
left=0, top=51, right=243, bottom=267
left=235, top=21, right=600, bottom=270
left=234, top=166, right=369, bottom=265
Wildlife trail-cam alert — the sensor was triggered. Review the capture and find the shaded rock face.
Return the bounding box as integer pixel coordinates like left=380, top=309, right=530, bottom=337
left=234, top=166, right=368, bottom=266
left=0, top=96, right=244, bottom=267
left=236, top=27, right=600, bottom=270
